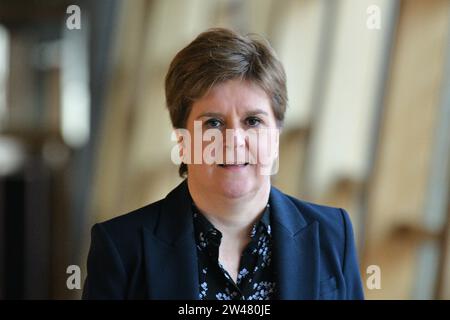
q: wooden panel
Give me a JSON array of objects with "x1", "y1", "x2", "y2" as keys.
[{"x1": 363, "y1": 0, "x2": 450, "y2": 299}]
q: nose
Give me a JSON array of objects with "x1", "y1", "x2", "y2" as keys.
[
  {"x1": 224, "y1": 123, "x2": 248, "y2": 165},
  {"x1": 234, "y1": 128, "x2": 246, "y2": 147},
  {"x1": 225, "y1": 127, "x2": 246, "y2": 149}
]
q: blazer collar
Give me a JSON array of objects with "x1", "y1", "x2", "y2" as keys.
[
  {"x1": 269, "y1": 187, "x2": 320, "y2": 299},
  {"x1": 153, "y1": 179, "x2": 195, "y2": 245},
  {"x1": 142, "y1": 180, "x2": 199, "y2": 299}
]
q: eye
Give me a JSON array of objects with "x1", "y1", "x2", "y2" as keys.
[
  {"x1": 245, "y1": 117, "x2": 263, "y2": 127},
  {"x1": 204, "y1": 118, "x2": 223, "y2": 128}
]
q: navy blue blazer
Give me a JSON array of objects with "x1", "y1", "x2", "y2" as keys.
[{"x1": 82, "y1": 180, "x2": 364, "y2": 300}]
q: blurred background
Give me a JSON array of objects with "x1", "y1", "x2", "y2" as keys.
[{"x1": 0, "y1": 0, "x2": 449, "y2": 299}]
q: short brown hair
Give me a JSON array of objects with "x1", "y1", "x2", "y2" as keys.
[{"x1": 165, "y1": 28, "x2": 287, "y2": 177}]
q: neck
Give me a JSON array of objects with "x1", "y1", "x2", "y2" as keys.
[{"x1": 187, "y1": 179, "x2": 270, "y2": 239}]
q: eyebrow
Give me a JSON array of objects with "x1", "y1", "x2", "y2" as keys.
[{"x1": 195, "y1": 109, "x2": 269, "y2": 119}]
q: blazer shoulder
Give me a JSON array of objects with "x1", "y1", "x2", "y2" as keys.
[
  {"x1": 283, "y1": 193, "x2": 350, "y2": 245},
  {"x1": 282, "y1": 192, "x2": 364, "y2": 299},
  {"x1": 281, "y1": 192, "x2": 360, "y2": 278},
  {"x1": 96, "y1": 198, "x2": 164, "y2": 240}
]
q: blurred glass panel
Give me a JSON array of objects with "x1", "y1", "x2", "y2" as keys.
[
  {"x1": 0, "y1": 24, "x2": 9, "y2": 130},
  {"x1": 61, "y1": 20, "x2": 90, "y2": 148}
]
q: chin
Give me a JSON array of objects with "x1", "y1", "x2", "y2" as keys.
[{"x1": 216, "y1": 180, "x2": 256, "y2": 199}]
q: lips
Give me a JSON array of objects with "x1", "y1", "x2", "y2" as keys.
[{"x1": 218, "y1": 163, "x2": 249, "y2": 168}]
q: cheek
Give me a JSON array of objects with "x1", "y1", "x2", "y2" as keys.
[
  {"x1": 254, "y1": 129, "x2": 279, "y2": 164},
  {"x1": 188, "y1": 163, "x2": 215, "y2": 178}
]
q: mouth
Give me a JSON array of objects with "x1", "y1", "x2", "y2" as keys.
[{"x1": 218, "y1": 162, "x2": 250, "y2": 168}]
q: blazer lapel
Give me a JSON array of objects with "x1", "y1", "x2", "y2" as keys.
[
  {"x1": 270, "y1": 187, "x2": 321, "y2": 299},
  {"x1": 142, "y1": 180, "x2": 199, "y2": 299}
]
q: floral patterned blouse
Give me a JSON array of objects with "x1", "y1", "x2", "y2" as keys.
[{"x1": 192, "y1": 202, "x2": 276, "y2": 300}]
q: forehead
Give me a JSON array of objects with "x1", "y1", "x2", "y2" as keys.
[{"x1": 190, "y1": 79, "x2": 272, "y2": 114}]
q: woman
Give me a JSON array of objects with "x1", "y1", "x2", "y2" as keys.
[{"x1": 83, "y1": 28, "x2": 364, "y2": 300}]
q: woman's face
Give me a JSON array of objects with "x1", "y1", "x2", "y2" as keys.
[{"x1": 183, "y1": 79, "x2": 279, "y2": 199}]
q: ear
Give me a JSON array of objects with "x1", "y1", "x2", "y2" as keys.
[
  {"x1": 174, "y1": 128, "x2": 191, "y2": 164},
  {"x1": 175, "y1": 131, "x2": 184, "y2": 159}
]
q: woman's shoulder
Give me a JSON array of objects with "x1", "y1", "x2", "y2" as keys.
[
  {"x1": 274, "y1": 187, "x2": 353, "y2": 241},
  {"x1": 289, "y1": 194, "x2": 349, "y2": 223},
  {"x1": 94, "y1": 198, "x2": 165, "y2": 239}
]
